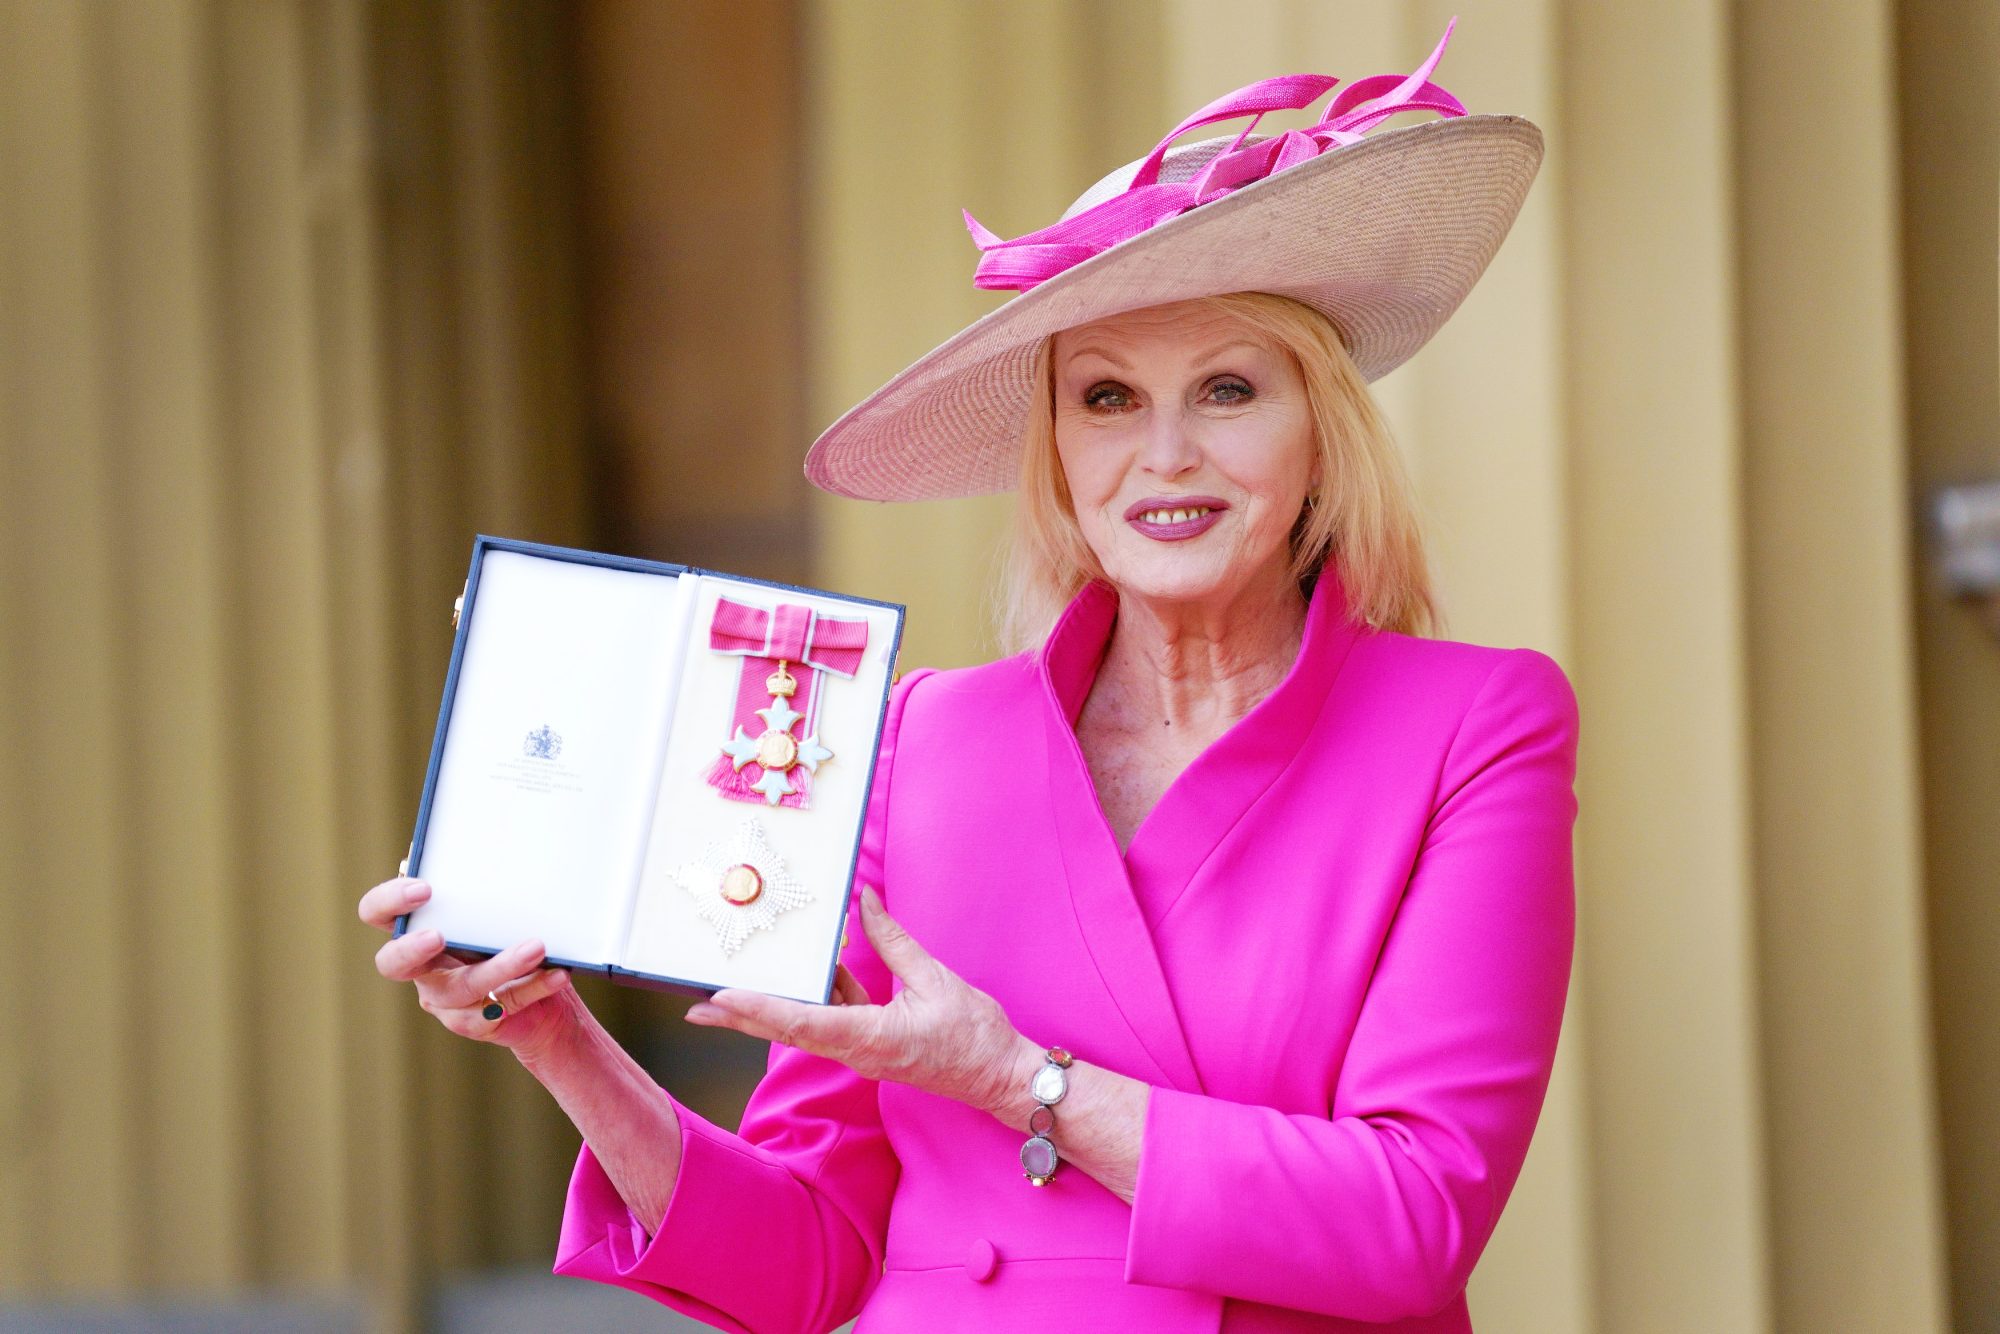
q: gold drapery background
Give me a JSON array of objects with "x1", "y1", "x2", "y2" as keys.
[
  {"x1": 2, "y1": 1, "x2": 1993, "y2": 1331},
  {"x1": 0, "y1": 0, "x2": 588, "y2": 1322}
]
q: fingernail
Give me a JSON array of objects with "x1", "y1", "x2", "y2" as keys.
[
  {"x1": 684, "y1": 1004, "x2": 717, "y2": 1023},
  {"x1": 549, "y1": 968, "x2": 571, "y2": 989},
  {"x1": 408, "y1": 882, "x2": 432, "y2": 902},
  {"x1": 861, "y1": 884, "x2": 880, "y2": 913}
]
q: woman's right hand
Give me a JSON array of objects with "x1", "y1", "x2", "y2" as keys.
[{"x1": 359, "y1": 875, "x2": 580, "y2": 1060}]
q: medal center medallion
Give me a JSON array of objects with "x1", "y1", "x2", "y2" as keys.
[
  {"x1": 719, "y1": 863, "x2": 765, "y2": 905},
  {"x1": 755, "y1": 729, "x2": 799, "y2": 771}
]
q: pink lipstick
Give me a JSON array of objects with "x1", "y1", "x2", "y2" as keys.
[{"x1": 1124, "y1": 495, "x2": 1229, "y2": 541}]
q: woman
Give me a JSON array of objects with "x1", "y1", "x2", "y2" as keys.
[{"x1": 359, "y1": 23, "x2": 1578, "y2": 1332}]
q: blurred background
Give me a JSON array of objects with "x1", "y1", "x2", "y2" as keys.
[{"x1": 0, "y1": 0, "x2": 1993, "y2": 1330}]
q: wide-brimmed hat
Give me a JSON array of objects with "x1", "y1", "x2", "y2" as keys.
[{"x1": 803, "y1": 18, "x2": 1542, "y2": 503}]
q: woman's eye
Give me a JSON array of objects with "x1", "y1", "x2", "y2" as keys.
[
  {"x1": 1208, "y1": 378, "x2": 1254, "y2": 404},
  {"x1": 1083, "y1": 382, "x2": 1132, "y2": 410}
]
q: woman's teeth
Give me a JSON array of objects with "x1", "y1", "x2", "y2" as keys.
[{"x1": 1140, "y1": 507, "x2": 1212, "y2": 525}]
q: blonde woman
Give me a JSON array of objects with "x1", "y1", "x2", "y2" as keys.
[{"x1": 360, "y1": 22, "x2": 1579, "y2": 1332}]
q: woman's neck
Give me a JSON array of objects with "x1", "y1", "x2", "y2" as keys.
[{"x1": 1092, "y1": 570, "x2": 1308, "y2": 736}]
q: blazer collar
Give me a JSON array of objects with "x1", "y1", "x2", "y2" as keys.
[{"x1": 1033, "y1": 565, "x2": 1366, "y2": 1092}]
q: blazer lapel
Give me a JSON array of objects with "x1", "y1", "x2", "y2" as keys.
[
  {"x1": 1038, "y1": 581, "x2": 1205, "y2": 1094},
  {"x1": 1035, "y1": 569, "x2": 1366, "y2": 1097},
  {"x1": 1123, "y1": 564, "x2": 1365, "y2": 929}
]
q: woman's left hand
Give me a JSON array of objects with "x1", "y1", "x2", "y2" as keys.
[{"x1": 684, "y1": 884, "x2": 1028, "y2": 1118}]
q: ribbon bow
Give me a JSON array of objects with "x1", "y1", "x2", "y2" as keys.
[
  {"x1": 963, "y1": 17, "x2": 1467, "y2": 292},
  {"x1": 708, "y1": 598, "x2": 870, "y2": 679}
]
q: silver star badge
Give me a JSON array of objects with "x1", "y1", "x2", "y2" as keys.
[{"x1": 673, "y1": 816, "x2": 813, "y2": 956}]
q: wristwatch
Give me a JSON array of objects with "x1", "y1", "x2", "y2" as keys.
[{"x1": 1020, "y1": 1045, "x2": 1072, "y2": 1186}]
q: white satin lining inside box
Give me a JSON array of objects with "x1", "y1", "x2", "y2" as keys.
[{"x1": 408, "y1": 550, "x2": 898, "y2": 1001}]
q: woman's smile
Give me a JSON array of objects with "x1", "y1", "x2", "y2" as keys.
[{"x1": 1125, "y1": 494, "x2": 1229, "y2": 541}]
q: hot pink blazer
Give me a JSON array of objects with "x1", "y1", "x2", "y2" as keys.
[{"x1": 553, "y1": 561, "x2": 1580, "y2": 1333}]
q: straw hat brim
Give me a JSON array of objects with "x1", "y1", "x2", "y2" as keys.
[{"x1": 803, "y1": 113, "x2": 1544, "y2": 502}]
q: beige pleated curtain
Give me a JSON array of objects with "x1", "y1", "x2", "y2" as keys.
[
  {"x1": 1, "y1": 1, "x2": 1992, "y2": 1332},
  {"x1": 0, "y1": 0, "x2": 585, "y2": 1325}
]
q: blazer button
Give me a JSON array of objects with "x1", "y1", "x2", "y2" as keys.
[{"x1": 964, "y1": 1237, "x2": 998, "y2": 1283}]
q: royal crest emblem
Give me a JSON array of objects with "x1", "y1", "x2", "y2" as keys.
[{"x1": 522, "y1": 724, "x2": 563, "y2": 761}]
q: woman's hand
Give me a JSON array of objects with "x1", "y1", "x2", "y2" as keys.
[
  {"x1": 358, "y1": 875, "x2": 579, "y2": 1061},
  {"x1": 684, "y1": 884, "x2": 1033, "y2": 1118}
]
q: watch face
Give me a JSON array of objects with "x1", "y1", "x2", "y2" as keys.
[{"x1": 1031, "y1": 1061, "x2": 1068, "y2": 1104}]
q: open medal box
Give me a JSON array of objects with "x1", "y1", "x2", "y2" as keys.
[{"x1": 395, "y1": 536, "x2": 904, "y2": 1004}]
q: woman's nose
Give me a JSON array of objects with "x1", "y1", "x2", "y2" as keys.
[{"x1": 1136, "y1": 408, "x2": 1202, "y2": 479}]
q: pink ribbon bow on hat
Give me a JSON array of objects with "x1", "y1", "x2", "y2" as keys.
[{"x1": 963, "y1": 16, "x2": 1468, "y2": 292}]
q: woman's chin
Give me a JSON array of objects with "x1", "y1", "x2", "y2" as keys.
[{"x1": 1101, "y1": 550, "x2": 1250, "y2": 608}]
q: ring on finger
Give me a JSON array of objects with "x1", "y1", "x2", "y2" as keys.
[{"x1": 482, "y1": 988, "x2": 506, "y2": 1022}]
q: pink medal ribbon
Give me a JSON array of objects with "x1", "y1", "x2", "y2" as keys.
[
  {"x1": 704, "y1": 597, "x2": 870, "y2": 809},
  {"x1": 962, "y1": 17, "x2": 1467, "y2": 292}
]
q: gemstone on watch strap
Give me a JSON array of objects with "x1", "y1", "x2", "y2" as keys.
[
  {"x1": 1020, "y1": 1135, "x2": 1057, "y2": 1180},
  {"x1": 1031, "y1": 1062, "x2": 1068, "y2": 1104}
]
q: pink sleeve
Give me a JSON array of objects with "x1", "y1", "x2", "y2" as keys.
[
  {"x1": 550, "y1": 668, "x2": 933, "y2": 1334},
  {"x1": 1124, "y1": 649, "x2": 1581, "y2": 1322}
]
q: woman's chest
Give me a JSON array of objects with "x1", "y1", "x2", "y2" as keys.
[
  {"x1": 1074, "y1": 716, "x2": 1219, "y2": 852},
  {"x1": 881, "y1": 685, "x2": 1447, "y2": 1105}
]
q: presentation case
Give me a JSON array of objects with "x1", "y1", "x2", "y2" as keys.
[{"x1": 394, "y1": 536, "x2": 904, "y2": 1004}]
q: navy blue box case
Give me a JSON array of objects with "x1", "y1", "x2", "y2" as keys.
[{"x1": 394, "y1": 536, "x2": 904, "y2": 1005}]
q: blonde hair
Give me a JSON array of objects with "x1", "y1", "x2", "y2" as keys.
[{"x1": 995, "y1": 291, "x2": 1442, "y2": 654}]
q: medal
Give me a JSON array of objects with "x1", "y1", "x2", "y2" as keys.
[
  {"x1": 674, "y1": 816, "x2": 811, "y2": 955},
  {"x1": 704, "y1": 597, "x2": 868, "y2": 809}
]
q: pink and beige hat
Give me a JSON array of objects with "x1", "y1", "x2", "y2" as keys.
[{"x1": 802, "y1": 17, "x2": 1542, "y2": 503}]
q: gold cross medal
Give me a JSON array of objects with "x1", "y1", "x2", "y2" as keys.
[{"x1": 702, "y1": 597, "x2": 869, "y2": 811}]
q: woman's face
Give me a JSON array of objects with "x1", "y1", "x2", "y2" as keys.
[{"x1": 1051, "y1": 300, "x2": 1318, "y2": 611}]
